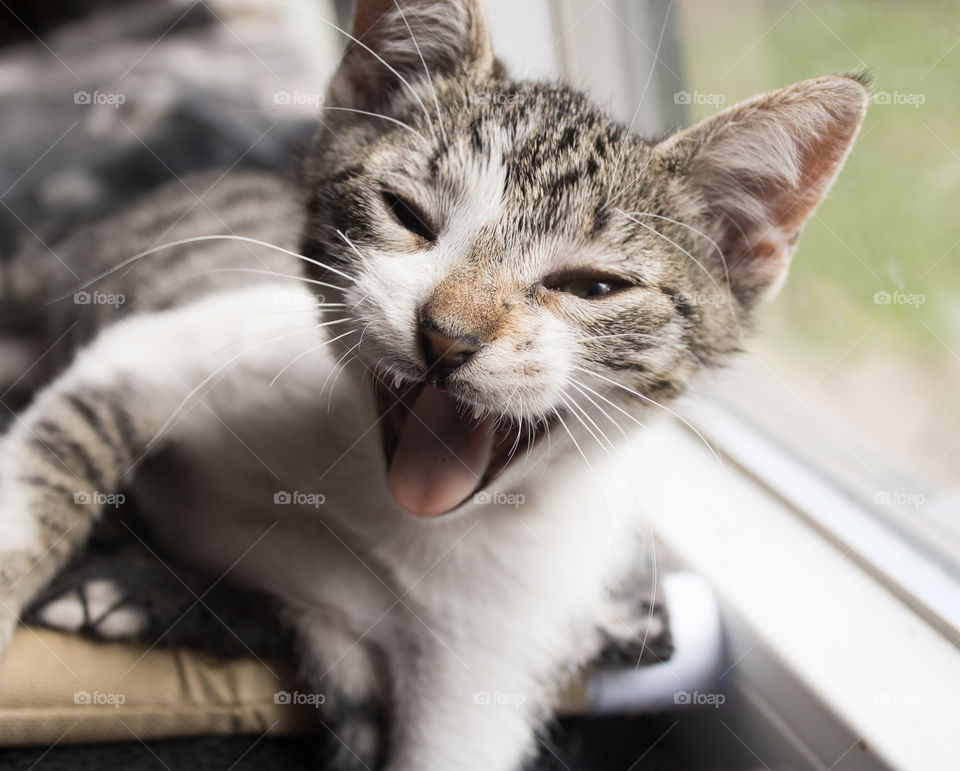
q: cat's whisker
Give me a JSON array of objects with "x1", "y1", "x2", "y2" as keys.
[
  {"x1": 560, "y1": 392, "x2": 615, "y2": 455},
  {"x1": 393, "y1": 0, "x2": 448, "y2": 145},
  {"x1": 158, "y1": 267, "x2": 349, "y2": 295},
  {"x1": 333, "y1": 230, "x2": 386, "y2": 312},
  {"x1": 601, "y1": 147, "x2": 659, "y2": 214},
  {"x1": 319, "y1": 106, "x2": 428, "y2": 144},
  {"x1": 327, "y1": 350, "x2": 363, "y2": 412},
  {"x1": 270, "y1": 329, "x2": 358, "y2": 388},
  {"x1": 617, "y1": 210, "x2": 727, "y2": 277},
  {"x1": 496, "y1": 382, "x2": 525, "y2": 444},
  {"x1": 537, "y1": 413, "x2": 555, "y2": 481},
  {"x1": 614, "y1": 208, "x2": 746, "y2": 342},
  {"x1": 508, "y1": 415, "x2": 524, "y2": 461},
  {"x1": 604, "y1": 0, "x2": 674, "y2": 208},
  {"x1": 251, "y1": 303, "x2": 348, "y2": 317},
  {"x1": 321, "y1": 340, "x2": 363, "y2": 410},
  {"x1": 567, "y1": 380, "x2": 629, "y2": 440},
  {"x1": 617, "y1": 208, "x2": 733, "y2": 298},
  {"x1": 267, "y1": 0, "x2": 438, "y2": 141},
  {"x1": 48, "y1": 235, "x2": 357, "y2": 304},
  {"x1": 567, "y1": 377, "x2": 647, "y2": 435},
  {"x1": 335, "y1": 229, "x2": 368, "y2": 264},
  {"x1": 552, "y1": 407, "x2": 592, "y2": 471},
  {"x1": 140, "y1": 321, "x2": 334, "y2": 463},
  {"x1": 357, "y1": 319, "x2": 376, "y2": 347},
  {"x1": 614, "y1": 209, "x2": 727, "y2": 297},
  {"x1": 572, "y1": 365, "x2": 722, "y2": 468},
  {"x1": 635, "y1": 540, "x2": 659, "y2": 671}
]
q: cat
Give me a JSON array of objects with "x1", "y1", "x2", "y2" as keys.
[{"x1": 0, "y1": 0, "x2": 867, "y2": 768}]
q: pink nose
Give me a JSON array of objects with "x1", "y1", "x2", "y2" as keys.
[{"x1": 418, "y1": 315, "x2": 482, "y2": 385}]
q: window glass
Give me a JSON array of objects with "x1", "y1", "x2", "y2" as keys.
[{"x1": 677, "y1": 0, "x2": 960, "y2": 558}]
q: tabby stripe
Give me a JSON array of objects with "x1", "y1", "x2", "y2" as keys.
[
  {"x1": 31, "y1": 421, "x2": 108, "y2": 492},
  {"x1": 17, "y1": 475, "x2": 79, "y2": 503},
  {"x1": 103, "y1": 397, "x2": 140, "y2": 465},
  {"x1": 64, "y1": 393, "x2": 114, "y2": 447}
]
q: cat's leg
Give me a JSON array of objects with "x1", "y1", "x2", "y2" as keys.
[
  {"x1": 0, "y1": 369, "x2": 165, "y2": 653},
  {"x1": 0, "y1": 287, "x2": 314, "y2": 655},
  {"x1": 289, "y1": 608, "x2": 543, "y2": 771},
  {"x1": 383, "y1": 635, "x2": 545, "y2": 771},
  {"x1": 284, "y1": 604, "x2": 391, "y2": 771}
]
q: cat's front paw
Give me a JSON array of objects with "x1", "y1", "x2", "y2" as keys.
[
  {"x1": 30, "y1": 578, "x2": 147, "y2": 640},
  {"x1": 287, "y1": 609, "x2": 389, "y2": 770},
  {"x1": 595, "y1": 595, "x2": 673, "y2": 669}
]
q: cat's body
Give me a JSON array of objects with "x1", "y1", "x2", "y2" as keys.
[
  {"x1": 0, "y1": 1, "x2": 868, "y2": 769},
  {"x1": 1, "y1": 175, "x2": 646, "y2": 769}
]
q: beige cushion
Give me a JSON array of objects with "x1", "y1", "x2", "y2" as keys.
[
  {"x1": 0, "y1": 627, "x2": 589, "y2": 747},
  {"x1": 0, "y1": 627, "x2": 313, "y2": 747}
]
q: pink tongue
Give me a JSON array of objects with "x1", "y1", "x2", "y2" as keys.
[{"x1": 388, "y1": 388, "x2": 494, "y2": 517}]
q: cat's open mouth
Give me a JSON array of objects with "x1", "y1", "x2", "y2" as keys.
[{"x1": 374, "y1": 380, "x2": 543, "y2": 518}]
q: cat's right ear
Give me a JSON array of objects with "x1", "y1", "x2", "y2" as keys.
[
  {"x1": 327, "y1": 0, "x2": 494, "y2": 112},
  {"x1": 655, "y1": 75, "x2": 868, "y2": 307}
]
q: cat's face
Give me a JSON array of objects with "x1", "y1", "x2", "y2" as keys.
[{"x1": 300, "y1": 0, "x2": 867, "y2": 517}]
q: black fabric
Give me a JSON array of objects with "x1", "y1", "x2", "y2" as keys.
[{"x1": 0, "y1": 717, "x2": 689, "y2": 771}]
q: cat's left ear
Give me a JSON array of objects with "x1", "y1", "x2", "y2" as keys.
[
  {"x1": 656, "y1": 75, "x2": 868, "y2": 306},
  {"x1": 327, "y1": 0, "x2": 494, "y2": 112}
]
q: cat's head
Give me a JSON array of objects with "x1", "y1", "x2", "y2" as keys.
[{"x1": 300, "y1": 0, "x2": 867, "y2": 517}]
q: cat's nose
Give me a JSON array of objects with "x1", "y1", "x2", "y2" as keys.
[{"x1": 418, "y1": 315, "x2": 481, "y2": 385}]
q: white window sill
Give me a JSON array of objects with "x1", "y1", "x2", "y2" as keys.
[{"x1": 606, "y1": 408, "x2": 959, "y2": 771}]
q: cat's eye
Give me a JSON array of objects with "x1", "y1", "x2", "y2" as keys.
[
  {"x1": 542, "y1": 272, "x2": 630, "y2": 299},
  {"x1": 381, "y1": 191, "x2": 436, "y2": 242}
]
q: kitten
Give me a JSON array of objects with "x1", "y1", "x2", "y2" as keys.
[{"x1": 0, "y1": 0, "x2": 867, "y2": 769}]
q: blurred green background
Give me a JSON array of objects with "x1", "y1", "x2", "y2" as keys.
[{"x1": 677, "y1": 0, "x2": 959, "y2": 498}]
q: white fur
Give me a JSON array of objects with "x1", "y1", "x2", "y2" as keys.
[
  {"x1": 0, "y1": 472, "x2": 38, "y2": 555},
  {"x1": 0, "y1": 279, "x2": 645, "y2": 771}
]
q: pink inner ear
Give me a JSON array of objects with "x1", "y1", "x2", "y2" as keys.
[
  {"x1": 676, "y1": 76, "x2": 868, "y2": 302},
  {"x1": 736, "y1": 119, "x2": 862, "y2": 293},
  {"x1": 771, "y1": 129, "x2": 861, "y2": 237}
]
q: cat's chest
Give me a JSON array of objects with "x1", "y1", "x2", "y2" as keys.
[
  {"x1": 127, "y1": 288, "x2": 645, "y2": 625},
  {"x1": 136, "y1": 352, "x2": 392, "y2": 526}
]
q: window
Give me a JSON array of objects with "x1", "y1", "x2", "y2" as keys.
[{"x1": 675, "y1": 0, "x2": 960, "y2": 571}]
